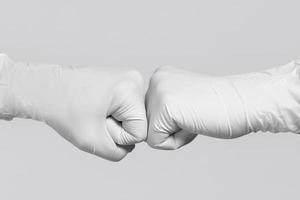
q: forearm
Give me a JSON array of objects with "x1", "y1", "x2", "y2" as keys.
[
  {"x1": 0, "y1": 54, "x2": 66, "y2": 121},
  {"x1": 215, "y1": 60, "x2": 300, "y2": 134}
]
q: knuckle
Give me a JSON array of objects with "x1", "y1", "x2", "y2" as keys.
[
  {"x1": 150, "y1": 65, "x2": 175, "y2": 86},
  {"x1": 150, "y1": 67, "x2": 166, "y2": 84},
  {"x1": 135, "y1": 122, "x2": 148, "y2": 142},
  {"x1": 133, "y1": 131, "x2": 147, "y2": 143},
  {"x1": 154, "y1": 65, "x2": 174, "y2": 74},
  {"x1": 146, "y1": 128, "x2": 166, "y2": 149},
  {"x1": 129, "y1": 69, "x2": 144, "y2": 82},
  {"x1": 124, "y1": 69, "x2": 144, "y2": 86},
  {"x1": 123, "y1": 120, "x2": 148, "y2": 143},
  {"x1": 149, "y1": 79, "x2": 169, "y2": 99},
  {"x1": 116, "y1": 72, "x2": 144, "y2": 94},
  {"x1": 147, "y1": 80, "x2": 173, "y2": 112}
]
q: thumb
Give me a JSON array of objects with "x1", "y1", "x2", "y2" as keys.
[
  {"x1": 106, "y1": 117, "x2": 143, "y2": 145},
  {"x1": 109, "y1": 99, "x2": 147, "y2": 144},
  {"x1": 147, "y1": 101, "x2": 197, "y2": 150},
  {"x1": 154, "y1": 130, "x2": 197, "y2": 150},
  {"x1": 72, "y1": 120, "x2": 133, "y2": 161},
  {"x1": 108, "y1": 71, "x2": 147, "y2": 144}
]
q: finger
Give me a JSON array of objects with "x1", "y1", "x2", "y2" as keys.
[
  {"x1": 146, "y1": 98, "x2": 197, "y2": 150},
  {"x1": 147, "y1": 117, "x2": 197, "y2": 150},
  {"x1": 73, "y1": 121, "x2": 132, "y2": 162},
  {"x1": 97, "y1": 124, "x2": 133, "y2": 161},
  {"x1": 111, "y1": 101, "x2": 147, "y2": 143},
  {"x1": 106, "y1": 117, "x2": 141, "y2": 145},
  {"x1": 109, "y1": 74, "x2": 147, "y2": 143},
  {"x1": 154, "y1": 130, "x2": 197, "y2": 150}
]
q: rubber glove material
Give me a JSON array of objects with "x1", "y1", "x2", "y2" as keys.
[
  {"x1": 146, "y1": 61, "x2": 300, "y2": 150},
  {"x1": 0, "y1": 54, "x2": 147, "y2": 161}
]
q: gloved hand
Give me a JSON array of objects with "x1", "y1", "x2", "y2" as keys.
[
  {"x1": 0, "y1": 54, "x2": 147, "y2": 161},
  {"x1": 146, "y1": 61, "x2": 300, "y2": 150}
]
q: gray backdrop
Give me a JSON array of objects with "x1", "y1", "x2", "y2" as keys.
[{"x1": 1, "y1": 0, "x2": 300, "y2": 199}]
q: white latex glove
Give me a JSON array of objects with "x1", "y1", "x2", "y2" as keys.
[
  {"x1": 0, "y1": 54, "x2": 147, "y2": 161},
  {"x1": 146, "y1": 61, "x2": 300, "y2": 150}
]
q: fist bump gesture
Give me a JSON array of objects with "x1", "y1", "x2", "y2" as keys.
[{"x1": 1, "y1": 53, "x2": 300, "y2": 161}]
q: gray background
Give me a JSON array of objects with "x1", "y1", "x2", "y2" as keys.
[{"x1": 0, "y1": 0, "x2": 300, "y2": 199}]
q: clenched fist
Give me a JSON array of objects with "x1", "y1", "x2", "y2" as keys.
[
  {"x1": 0, "y1": 54, "x2": 147, "y2": 161},
  {"x1": 146, "y1": 62, "x2": 300, "y2": 150}
]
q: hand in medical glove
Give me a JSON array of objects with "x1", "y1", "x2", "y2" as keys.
[
  {"x1": 146, "y1": 61, "x2": 300, "y2": 150},
  {"x1": 0, "y1": 54, "x2": 147, "y2": 161}
]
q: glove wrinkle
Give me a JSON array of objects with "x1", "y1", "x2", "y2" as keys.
[
  {"x1": 147, "y1": 61, "x2": 300, "y2": 150},
  {"x1": 226, "y1": 78, "x2": 253, "y2": 134},
  {"x1": 210, "y1": 78, "x2": 234, "y2": 138},
  {"x1": 0, "y1": 54, "x2": 146, "y2": 161}
]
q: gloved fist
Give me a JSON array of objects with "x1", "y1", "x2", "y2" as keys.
[
  {"x1": 0, "y1": 54, "x2": 147, "y2": 161},
  {"x1": 146, "y1": 62, "x2": 300, "y2": 150}
]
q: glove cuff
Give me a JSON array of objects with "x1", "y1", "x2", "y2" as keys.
[{"x1": 0, "y1": 54, "x2": 15, "y2": 120}]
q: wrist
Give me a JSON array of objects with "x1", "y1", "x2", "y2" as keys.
[
  {"x1": 7, "y1": 61, "x2": 54, "y2": 121},
  {"x1": 210, "y1": 76, "x2": 253, "y2": 137},
  {"x1": 0, "y1": 56, "x2": 52, "y2": 121}
]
